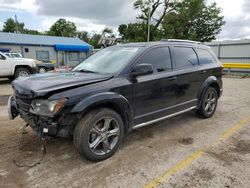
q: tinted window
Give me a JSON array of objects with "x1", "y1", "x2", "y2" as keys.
[
  {"x1": 0, "y1": 54, "x2": 6, "y2": 60},
  {"x1": 174, "y1": 47, "x2": 198, "y2": 69},
  {"x1": 137, "y1": 47, "x2": 172, "y2": 73},
  {"x1": 196, "y1": 48, "x2": 216, "y2": 65}
]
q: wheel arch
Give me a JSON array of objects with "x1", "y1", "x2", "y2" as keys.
[
  {"x1": 197, "y1": 76, "x2": 221, "y2": 108},
  {"x1": 14, "y1": 65, "x2": 32, "y2": 73},
  {"x1": 71, "y1": 92, "x2": 134, "y2": 134}
]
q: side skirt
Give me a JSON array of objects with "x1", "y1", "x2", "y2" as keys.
[{"x1": 132, "y1": 106, "x2": 197, "y2": 130}]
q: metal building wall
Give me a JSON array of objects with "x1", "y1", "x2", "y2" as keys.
[{"x1": 206, "y1": 40, "x2": 250, "y2": 64}]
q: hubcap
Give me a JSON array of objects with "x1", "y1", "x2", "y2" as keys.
[
  {"x1": 204, "y1": 90, "x2": 217, "y2": 114},
  {"x1": 88, "y1": 117, "x2": 120, "y2": 155},
  {"x1": 39, "y1": 68, "x2": 46, "y2": 73},
  {"x1": 18, "y1": 71, "x2": 29, "y2": 77}
]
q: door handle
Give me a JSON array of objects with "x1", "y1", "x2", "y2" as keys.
[
  {"x1": 200, "y1": 70, "x2": 207, "y2": 74},
  {"x1": 168, "y1": 76, "x2": 177, "y2": 81}
]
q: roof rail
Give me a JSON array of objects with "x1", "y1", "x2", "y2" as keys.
[{"x1": 160, "y1": 39, "x2": 201, "y2": 44}]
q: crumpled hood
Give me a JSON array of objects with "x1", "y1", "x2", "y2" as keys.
[{"x1": 12, "y1": 72, "x2": 112, "y2": 97}]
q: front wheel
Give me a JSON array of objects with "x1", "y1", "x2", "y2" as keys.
[
  {"x1": 196, "y1": 87, "x2": 218, "y2": 118},
  {"x1": 74, "y1": 108, "x2": 124, "y2": 162},
  {"x1": 14, "y1": 67, "x2": 31, "y2": 78}
]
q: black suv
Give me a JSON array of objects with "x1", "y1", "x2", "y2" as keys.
[{"x1": 8, "y1": 40, "x2": 223, "y2": 161}]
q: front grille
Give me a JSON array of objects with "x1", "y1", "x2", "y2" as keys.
[
  {"x1": 15, "y1": 96, "x2": 31, "y2": 113},
  {"x1": 16, "y1": 98, "x2": 31, "y2": 112}
]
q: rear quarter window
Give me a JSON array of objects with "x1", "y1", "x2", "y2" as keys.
[{"x1": 195, "y1": 48, "x2": 217, "y2": 65}]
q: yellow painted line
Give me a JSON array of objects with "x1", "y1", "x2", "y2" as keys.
[{"x1": 144, "y1": 116, "x2": 250, "y2": 188}]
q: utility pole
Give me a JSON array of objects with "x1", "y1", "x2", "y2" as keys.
[
  {"x1": 147, "y1": 7, "x2": 151, "y2": 42},
  {"x1": 15, "y1": 15, "x2": 18, "y2": 33}
]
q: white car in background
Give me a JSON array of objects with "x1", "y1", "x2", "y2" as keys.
[
  {"x1": 0, "y1": 51, "x2": 38, "y2": 79},
  {"x1": 3, "y1": 52, "x2": 55, "y2": 74}
]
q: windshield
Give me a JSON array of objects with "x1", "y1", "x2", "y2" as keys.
[
  {"x1": 11, "y1": 53, "x2": 22, "y2": 58},
  {"x1": 72, "y1": 46, "x2": 141, "y2": 74}
]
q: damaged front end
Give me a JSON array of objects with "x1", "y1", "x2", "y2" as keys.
[{"x1": 8, "y1": 92, "x2": 77, "y2": 138}]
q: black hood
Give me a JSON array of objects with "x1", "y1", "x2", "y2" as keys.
[{"x1": 12, "y1": 72, "x2": 112, "y2": 97}]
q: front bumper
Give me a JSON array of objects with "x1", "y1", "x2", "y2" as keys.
[
  {"x1": 8, "y1": 95, "x2": 75, "y2": 138},
  {"x1": 8, "y1": 96, "x2": 19, "y2": 120}
]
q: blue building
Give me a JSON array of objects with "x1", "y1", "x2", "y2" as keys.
[{"x1": 0, "y1": 32, "x2": 92, "y2": 68}]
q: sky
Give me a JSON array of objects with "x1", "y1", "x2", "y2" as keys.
[{"x1": 0, "y1": 0, "x2": 249, "y2": 40}]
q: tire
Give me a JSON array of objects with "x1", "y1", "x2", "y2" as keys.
[
  {"x1": 38, "y1": 67, "x2": 47, "y2": 73},
  {"x1": 196, "y1": 87, "x2": 218, "y2": 118},
  {"x1": 74, "y1": 108, "x2": 124, "y2": 162},
  {"x1": 8, "y1": 76, "x2": 15, "y2": 81},
  {"x1": 14, "y1": 67, "x2": 31, "y2": 78}
]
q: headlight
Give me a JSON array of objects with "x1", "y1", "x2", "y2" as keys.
[
  {"x1": 32, "y1": 61, "x2": 36, "y2": 67},
  {"x1": 30, "y1": 98, "x2": 67, "y2": 117}
]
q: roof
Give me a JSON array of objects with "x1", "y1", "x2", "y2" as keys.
[{"x1": 0, "y1": 32, "x2": 90, "y2": 47}]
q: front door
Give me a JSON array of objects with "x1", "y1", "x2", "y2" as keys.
[
  {"x1": 132, "y1": 46, "x2": 177, "y2": 125},
  {"x1": 58, "y1": 51, "x2": 66, "y2": 68},
  {"x1": 0, "y1": 54, "x2": 11, "y2": 76}
]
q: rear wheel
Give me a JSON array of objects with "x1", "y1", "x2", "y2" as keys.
[
  {"x1": 196, "y1": 87, "x2": 218, "y2": 118},
  {"x1": 14, "y1": 67, "x2": 31, "y2": 78},
  {"x1": 74, "y1": 108, "x2": 124, "y2": 162}
]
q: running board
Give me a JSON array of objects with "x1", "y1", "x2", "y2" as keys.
[{"x1": 132, "y1": 106, "x2": 197, "y2": 130}]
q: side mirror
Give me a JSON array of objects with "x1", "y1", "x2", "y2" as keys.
[{"x1": 131, "y1": 64, "x2": 153, "y2": 77}]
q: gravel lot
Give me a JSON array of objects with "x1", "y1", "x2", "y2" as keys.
[{"x1": 0, "y1": 77, "x2": 250, "y2": 188}]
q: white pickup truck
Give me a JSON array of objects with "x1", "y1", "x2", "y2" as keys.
[{"x1": 0, "y1": 51, "x2": 37, "y2": 79}]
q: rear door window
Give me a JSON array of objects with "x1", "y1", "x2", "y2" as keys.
[
  {"x1": 173, "y1": 47, "x2": 198, "y2": 69},
  {"x1": 195, "y1": 48, "x2": 217, "y2": 65},
  {"x1": 137, "y1": 47, "x2": 172, "y2": 73}
]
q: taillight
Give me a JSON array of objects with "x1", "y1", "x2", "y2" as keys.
[{"x1": 220, "y1": 64, "x2": 224, "y2": 75}]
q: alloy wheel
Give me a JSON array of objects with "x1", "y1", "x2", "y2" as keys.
[
  {"x1": 204, "y1": 90, "x2": 217, "y2": 114},
  {"x1": 88, "y1": 117, "x2": 120, "y2": 155},
  {"x1": 18, "y1": 71, "x2": 29, "y2": 77}
]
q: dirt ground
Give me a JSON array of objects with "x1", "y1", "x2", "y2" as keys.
[{"x1": 0, "y1": 77, "x2": 250, "y2": 188}]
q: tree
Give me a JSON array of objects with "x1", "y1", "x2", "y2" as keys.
[
  {"x1": 89, "y1": 34, "x2": 102, "y2": 48},
  {"x1": 48, "y1": 18, "x2": 77, "y2": 37},
  {"x1": 134, "y1": 0, "x2": 175, "y2": 41},
  {"x1": 118, "y1": 23, "x2": 146, "y2": 42},
  {"x1": 162, "y1": 0, "x2": 225, "y2": 42},
  {"x1": 76, "y1": 31, "x2": 90, "y2": 42},
  {"x1": 2, "y1": 18, "x2": 25, "y2": 33},
  {"x1": 23, "y1": 29, "x2": 41, "y2": 35}
]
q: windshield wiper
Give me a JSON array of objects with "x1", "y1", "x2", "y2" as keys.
[{"x1": 78, "y1": 69, "x2": 99, "y2": 74}]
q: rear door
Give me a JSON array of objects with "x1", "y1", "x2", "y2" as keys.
[
  {"x1": 171, "y1": 46, "x2": 203, "y2": 110},
  {"x1": 0, "y1": 54, "x2": 12, "y2": 76},
  {"x1": 132, "y1": 46, "x2": 178, "y2": 125}
]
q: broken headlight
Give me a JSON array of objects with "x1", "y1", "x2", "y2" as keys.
[{"x1": 30, "y1": 98, "x2": 67, "y2": 117}]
